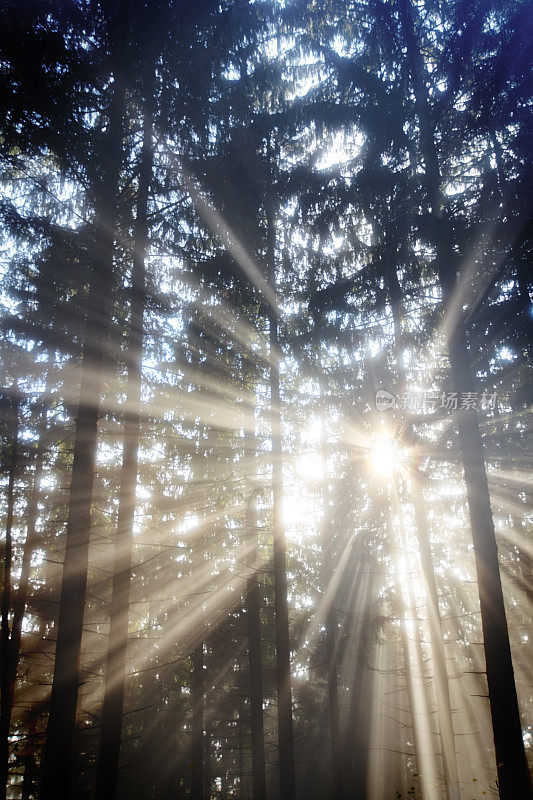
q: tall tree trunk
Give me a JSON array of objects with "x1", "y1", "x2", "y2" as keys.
[
  {"x1": 191, "y1": 641, "x2": 205, "y2": 800},
  {"x1": 443, "y1": 302, "x2": 530, "y2": 798},
  {"x1": 343, "y1": 570, "x2": 375, "y2": 800},
  {"x1": 20, "y1": 709, "x2": 37, "y2": 800},
  {"x1": 0, "y1": 393, "x2": 48, "y2": 800},
  {"x1": 391, "y1": 502, "x2": 440, "y2": 800},
  {"x1": 266, "y1": 205, "x2": 296, "y2": 800},
  {"x1": 397, "y1": 3, "x2": 530, "y2": 795},
  {"x1": 245, "y1": 484, "x2": 266, "y2": 800},
  {"x1": 325, "y1": 601, "x2": 342, "y2": 797},
  {"x1": 204, "y1": 716, "x2": 212, "y2": 800},
  {"x1": 191, "y1": 434, "x2": 208, "y2": 800},
  {"x1": 245, "y1": 453, "x2": 267, "y2": 800},
  {"x1": 318, "y1": 381, "x2": 343, "y2": 800},
  {"x1": 238, "y1": 688, "x2": 244, "y2": 798},
  {"x1": 411, "y1": 466, "x2": 460, "y2": 800},
  {"x1": 387, "y1": 252, "x2": 460, "y2": 800},
  {"x1": 40, "y1": 77, "x2": 125, "y2": 800},
  {"x1": 0, "y1": 392, "x2": 20, "y2": 800},
  {"x1": 94, "y1": 78, "x2": 153, "y2": 800}
]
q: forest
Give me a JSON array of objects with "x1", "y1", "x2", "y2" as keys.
[{"x1": 0, "y1": 1, "x2": 531, "y2": 799}]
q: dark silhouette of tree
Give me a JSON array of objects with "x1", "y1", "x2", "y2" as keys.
[
  {"x1": 395, "y1": 2, "x2": 531, "y2": 794},
  {"x1": 94, "y1": 62, "x2": 154, "y2": 800},
  {"x1": 0, "y1": 391, "x2": 20, "y2": 800},
  {"x1": 41, "y1": 4, "x2": 127, "y2": 794}
]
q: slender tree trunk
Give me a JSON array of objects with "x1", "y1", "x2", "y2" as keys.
[
  {"x1": 0, "y1": 392, "x2": 20, "y2": 800},
  {"x1": 0, "y1": 394, "x2": 48, "y2": 800},
  {"x1": 266, "y1": 205, "x2": 296, "y2": 800},
  {"x1": 191, "y1": 435, "x2": 208, "y2": 800},
  {"x1": 397, "y1": 3, "x2": 530, "y2": 794},
  {"x1": 411, "y1": 466, "x2": 460, "y2": 800},
  {"x1": 391, "y1": 499, "x2": 440, "y2": 800},
  {"x1": 191, "y1": 641, "x2": 205, "y2": 800},
  {"x1": 94, "y1": 79, "x2": 153, "y2": 800},
  {"x1": 325, "y1": 602, "x2": 342, "y2": 797},
  {"x1": 387, "y1": 252, "x2": 460, "y2": 800},
  {"x1": 443, "y1": 306, "x2": 531, "y2": 798},
  {"x1": 204, "y1": 716, "x2": 212, "y2": 800},
  {"x1": 40, "y1": 77, "x2": 125, "y2": 800},
  {"x1": 238, "y1": 689, "x2": 244, "y2": 797},
  {"x1": 21, "y1": 709, "x2": 37, "y2": 800},
  {"x1": 343, "y1": 575, "x2": 374, "y2": 800},
  {"x1": 245, "y1": 475, "x2": 267, "y2": 800},
  {"x1": 317, "y1": 382, "x2": 343, "y2": 800}
]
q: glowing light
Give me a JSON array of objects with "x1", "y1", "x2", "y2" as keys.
[
  {"x1": 368, "y1": 433, "x2": 403, "y2": 478},
  {"x1": 282, "y1": 493, "x2": 312, "y2": 530},
  {"x1": 296, "y1": 451, "x2": 323, "y2": 482}
]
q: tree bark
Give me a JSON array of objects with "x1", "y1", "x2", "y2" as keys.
[
  {"x1": 40, "y1": 76, "x2": 125, "y2": 800},
  {"x1": 238, "y1": 688, "x2": 245, "y2": 797},
  {"x1": 0, "y1": 393, "x2": 49, "y2": 800},
  {"x1": 190, "y1": 434, "x2": 209, "y2": 800},
  {"x1": 21, "y1": 709, "x2": 38, "y2": 800},
  {"x1": 94, "y1": 79, "x2": 153, "y2": 800},
  {"x1": 387, "y1": 241, "x2": 460, "y2": 800},
  {"x1": 267, "y1": 204, "x2": 296, "y2": 800},
  {"x1": 397, "y1": 2, "x2": 531, "y2": 795},
  {"x1": 0, "y1": 392, "x2": 20, "y2": 800},
  {"x1": 391, "y1": 498, "x2": 440, "y2": 800},
  {"x1": 443, "y1": 305, "x2": 531, "y2": 798},
  {"x1": 411, "y1": 466, "x2": 460, "y2": 800},
  {"x1": 245, "y1": 474, "x2": 267, "y2": 800},
  {"x1": 343, "y1": 581, "x2": 374, "y2": 800},
  {"x1": 191, "y1": 641, "x2": 205, "y2": 800},
  {"x1": 318, "y1": 383, "x2": 343, "y2": 800}
]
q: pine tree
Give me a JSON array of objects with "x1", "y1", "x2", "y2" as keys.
[
  {"x1": 0, "y1": 391, "x2": 20, "y2": 800},
  {"x1": 396, "y1": 2, "x2": 530, "y2": 794},
  {"x1": 94, "y1": 63, "x2": 154, "y2": 800},
  {"x1": 41, "y1": 4, "x2": 128, "y2": 794}
]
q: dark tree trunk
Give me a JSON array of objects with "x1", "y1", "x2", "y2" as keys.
[
  {"x1": 204, "y1": 716, "x2": 212, "y2": 800},
  {"x1": 40, "y1": 78, "x2": 125, "y2": 800},
  {"x1": 394, "y1": 557, "x2": 439, "y2": 796},
  {"x1": 245, "y1": 480, "x2": 267, "y2": 800},
  {"x1": 0, "y1": 394, "x2": 48, "y2": 800},
  {"x1": 411, "y1": 466, "x2": 460, "y2": 800},
  {"x1": 343, "y1": 565, "x2": 376, "y2": 800},
  {"x1": 21, "y1": 710, "x2": 37, "y2": 800},
  {"x1": 94, "y1": 79, "x2": 153, "y2": 800},
  {"x1": 190, "y1": 434, "x2": 208, "y2": 800},
  {"x1": 397, "y1": 2, "x2": 531, "y2": 795},
  {"x1": 267, "y1": 205, "x2": 296, "y2": 800},
  {"x1": 388, "y1": 250, "x2": 460, "y2": 800},
  {"x1": 191, "y1": 642, "x2": 205, "y2": 800},
  {"x1": 443, "y1": 306, "x2": 531, "y2": 798},
  {"x1": 0, "y1": 392, "x2": 20, "y2": 800},
  {"x1": 318, "y1": 387, "x2": 343, "y2": 800},
  {"x1": 238, "y1": 690, "x2": 244, "y2": 797}
]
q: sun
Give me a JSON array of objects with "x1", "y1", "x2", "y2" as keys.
[{"x1": 367, "y1": 432, "x2": 403, "y2": 479}]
